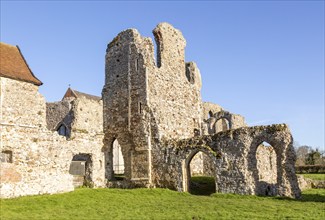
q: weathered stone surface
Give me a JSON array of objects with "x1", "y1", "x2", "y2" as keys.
[
  {"x1": 0, "y1": 22, "x2": 301, "y2": 199},
  {"x1": 150, "y1": 124, "x2": 300, "y2": 198},
  {"x1": 297, "y1": 175, "x2": 325, "y2": 190},
  {"x1": 102, "y1": 23, "x2": 300, "y2": 198},
  {"x1": 0, "y1": 79, "x2": 105, "y2": 198},
  {"x1": 46, "y1": 100, "x2": 71, "y2": 131}
]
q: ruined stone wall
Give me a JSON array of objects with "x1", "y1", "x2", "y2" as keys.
[
  {"x1": 67, "y1": 97, "x2": 105, "y2": 188},
  {"x1": 0, "y1": 78, "x2": 72, "y2": 198},
  {"x1": 66, "y1": 132, "x2": 105, "y2": 188},
  {"x1": 190, "y1": 151, "x2": 215, "y2": 176},
  {"x1": 204, "y1": 110, "x2": 247, "y2": 135},
  {"x1": 103, "y1": 23, "x2": 203, "y2": 185},
  {"x1": 151, "y1": 124, "x2": 300, "y2": 198},
  {"x1": 1, "y1": 126, "x2": 74, "y2": 198},
  {"x1": 103, "y1": 29, "x2": 154, "y2": 184},
  {"x1": 0, "y1": 77, "x2": 106, "y2": 198},
  {"x1": 202, "y1": 102, "x2": 223, "y2": 120},
  {"x1": 230, "y1": 114, "x2": 246, "y2": 129},
  {"x1": 203, "y1": 153, "x2": 216, "y2": 176},
  {"x1": 149, "y1": 23, "x2": 202, "y2": 140},
  {"x1": 256, "y1": 144, "x2": 277, "y2": 185},
  {"x1": 46, "y1": 100, "x2": 71, "y2": 130},
  {"x1": 70, "y1": 97, "x2": 103, "y2": 134},
  {"x1": 0, "y1": 78, "x2": 46, "y2": 127},
  {"x1": 190, "y1": 152, "x2": 204, "y2": 176},
  {"x1": 1, "y1": 126, "x2": 106, "y2": 198}
]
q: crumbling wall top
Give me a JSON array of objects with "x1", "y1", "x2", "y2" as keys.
[{"x1": 153, "y1": 22, "x2": 186, "y2": 69}]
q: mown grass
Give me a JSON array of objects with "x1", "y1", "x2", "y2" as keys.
[
  {"x1": 1, "y1": 187, "x2": 324, "y2": 220},
  {"x1": 299, "y1": 173, "x2": 325, "y2": 181}
]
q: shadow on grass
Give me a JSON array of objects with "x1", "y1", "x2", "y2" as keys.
[
  {"x1": 189, "y1": 176, "x2": 216, "y2": 196},
  {"x1": 299, "y1": 193, "x2": 325, "y2": 202},
  {"x1": 275, "y1": 191, "x2": 325, "y2": 203}
]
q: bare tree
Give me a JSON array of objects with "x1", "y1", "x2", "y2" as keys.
[{"x1": 295, "y1": 145, "x2": 311, "y2": 166}]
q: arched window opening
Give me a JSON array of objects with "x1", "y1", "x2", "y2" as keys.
[
  {"x1": 188, "y1": 151, "x2": 216, "y2": 195},
  {"x1": 153, "y1": 30, "x2": 162, "y2": 68},
  {"x1": 112, "y1": 139, "x2": 125, "y2": 180},
  {"x1": 256, "y1": 141, "x2": 277, "y2": 196},
  {"x1": 69, "y1": 154, "x2": 93, "y2": 187},
  {"x1": 215, "y1": 118, "x2": 230, "y2": 133},
  {"x1": 208, "y1": 110, "x2": 213, "y2": 119},
  {"x1": 57, "y1": 124, "x2": 68, "y2": 137}
]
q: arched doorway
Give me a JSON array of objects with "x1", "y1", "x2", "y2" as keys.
[
  {"x1": 185, "y1": 150, "x2": 216, "y2": 195},
  {"x1": 112, "y1": 139, "x2": 125, "y2": 180},
  {"x1": 255, "y1": 141, "x2": 277, "y2": 196},
  {"x1": 215, "y1": 118, "x2": 230, "y2": 133}
]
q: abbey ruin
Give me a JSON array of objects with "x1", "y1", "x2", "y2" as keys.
[{"x1": 0, "y1": 23, "x2": 301, "y2": 199}]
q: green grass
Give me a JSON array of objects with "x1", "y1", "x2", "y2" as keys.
[
  {"x1": 1, "y1": 188, "x2": 324, "y2": 220},
  {"x1": 299, "y1": 173, "x2": 325, "y2": 181}
]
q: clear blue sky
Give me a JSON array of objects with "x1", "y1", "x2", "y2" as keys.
[{"x1": 1, "y1": 1, "x2": 324, "y2": 149}]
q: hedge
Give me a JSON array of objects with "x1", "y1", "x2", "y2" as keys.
[{"x1": 295, "y1": 165, "x2": 325, "y2": 174}]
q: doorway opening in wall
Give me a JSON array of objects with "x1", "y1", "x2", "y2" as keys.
[
  {"x1": 112, "y1": 139, "x2": 125, "y2": 180},
  {"x1": 256, "y1": 141, "x2": 277, "y2": 196},
  {"x1": 215, "y1": 118, "x2": 230, "y2": 133},
  {"x1": 69, "y1": 154, "x2": 93, "y2": 187},
  {"x1": 188, "y1": 151, "x2": 216, "y2": 195}
]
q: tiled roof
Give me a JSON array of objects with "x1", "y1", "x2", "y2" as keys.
[
  {"x1": 63, "y1": 87, "x2": 101, "y2": 101},
  {"x1": 0, "y1": 42, "x2": 42, "y2": 86}
]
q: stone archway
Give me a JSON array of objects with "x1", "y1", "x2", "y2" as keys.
[
  {"x1": 215, "y1": 117, "x2": 231, "y2": 133},
  {"x1": 112, "y1": 139, "x2": 125, "y2": 180},
  {"x1": 103, "y1": 134, "x2": 134, "y2": 184},
  {"x1": 214, "y1": 111, "x2": 232, "y2": 130},
  {"x1": 183, "y1": 148, "x2": 217, "y2": 195},
  {"x1": 105, "y1": 137, "x2": 127, "y2": 181},
  {"x1": 255, "y1": 141, "x2": 278, "y2": 196},
  {"x1": 248, "y1": 137, "x2": 284, "y2": 196},
  {"x1": 206, "y1": 111, "x2": 233, "y2": 134}
]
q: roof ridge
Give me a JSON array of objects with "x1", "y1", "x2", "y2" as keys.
[{"x1": 63, "y1": 88, "x2": 101, "y2": 101}]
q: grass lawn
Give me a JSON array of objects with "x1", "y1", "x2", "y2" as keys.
[
  {"x1": 1, "y1": 187, "x2": 324, "y2": 219},
  {"x1": 299, "y1": 173, "x2": 325, "y2": 181}
]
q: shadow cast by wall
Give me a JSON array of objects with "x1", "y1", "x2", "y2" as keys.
[{"x1": 275, "y1": 191, "x2": 325, "y2": 203}]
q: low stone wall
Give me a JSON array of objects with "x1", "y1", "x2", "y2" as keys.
[{"x1": 297, "y1": 175, "x2": 325, "y2": 190}]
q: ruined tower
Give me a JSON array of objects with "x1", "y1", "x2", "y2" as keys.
[
  {"x1": 102, "y1": 23, "x2": 301, "y2": 198},
  {"x1": 103, "y1": 23, "x2": 203, "y2": 186}
]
